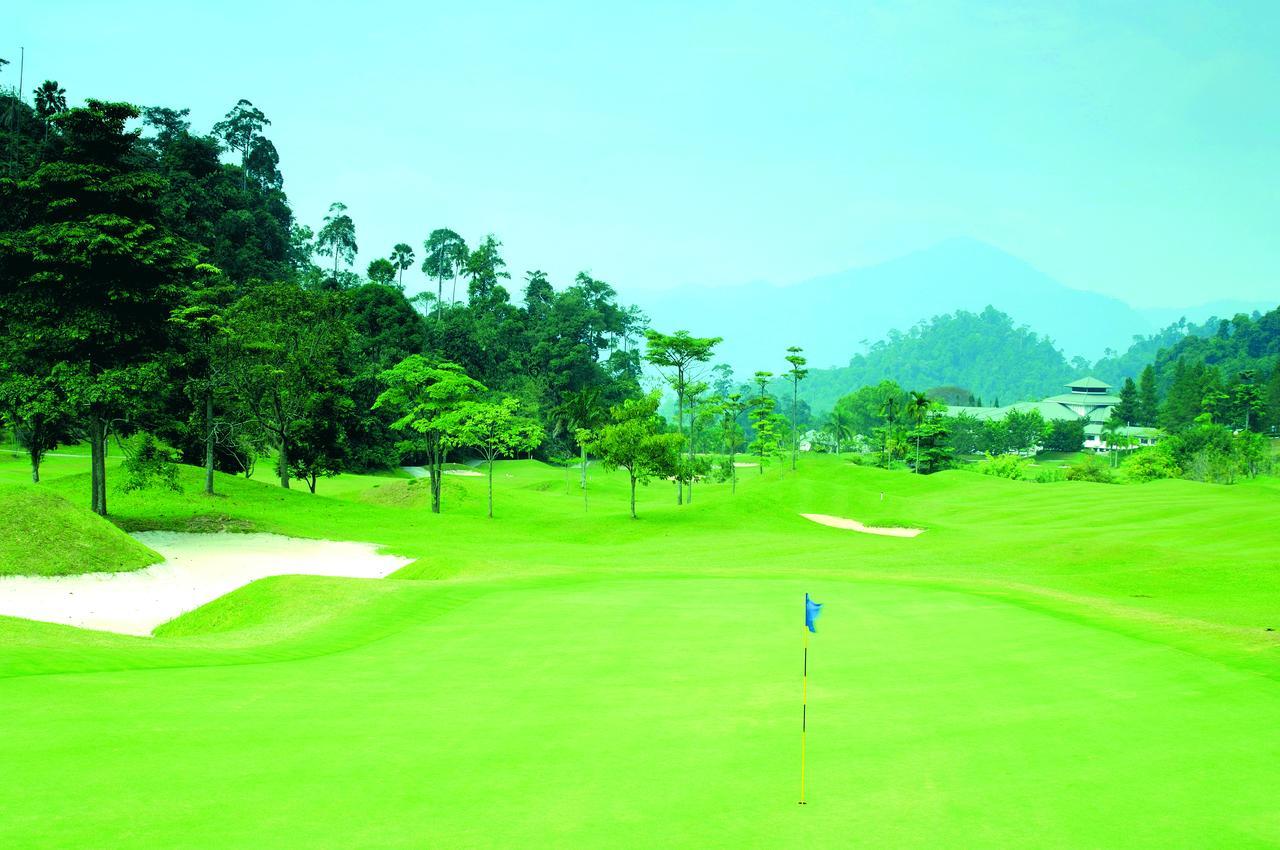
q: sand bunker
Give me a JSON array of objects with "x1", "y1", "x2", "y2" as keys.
[
  {"x1": 800, "y1": 513, "x2": 924, "y2": 538},
  {"x1": 733, "y1": 462, "x2": 758, "y2": 468},
  {"x1": 0, "y1": 531, "x2": 412, "y2": 636},
  {"x1": 443, "y1": 469, "x2": 483, "y2": 477}
]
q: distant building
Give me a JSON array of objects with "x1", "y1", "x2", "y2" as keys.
[{"x1": 944, "y1": 377, "x2": 1162, "y2": 450}]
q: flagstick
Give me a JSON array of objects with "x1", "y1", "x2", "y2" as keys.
[{"x1": 800, "y1": 630, "x2": 808, "y2": 805}]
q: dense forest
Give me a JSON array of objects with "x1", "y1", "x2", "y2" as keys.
[{"x1": 0, "y1": 83, "x2": 691, "y2": 515}]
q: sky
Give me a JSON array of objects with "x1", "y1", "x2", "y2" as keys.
[{"x1": 8, "y1": 1, "x2": 1280, "y2": 308}]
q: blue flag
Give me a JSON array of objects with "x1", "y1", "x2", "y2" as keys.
[{"x1": 805, "y1": 593, "x2": 823, "y2": 633}]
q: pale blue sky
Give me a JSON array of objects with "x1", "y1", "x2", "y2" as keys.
[{"x1": 10, "y1": 1, "x2": 1280, "y2": 306}]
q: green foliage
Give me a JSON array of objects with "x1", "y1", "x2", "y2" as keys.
[
  {"x1": 1065, "y1": 454, "x2": 1115, "y2": 483},
  {"x1": 976, "y1": 452, "x2": 1031, "y2": 480},
  {"x1": 1042, "y1": 418, "x2": 1085, "y2": 452},
  {"x1": 445, "y1": 397, "x2": 544, "y2": 517},
  {"x1": 799, "y1": 307, "x2": 1077, "y2": 414},
  {"x1": 1123, "y1": 448, "x2": 1181, "y2": 482},
  {"x1": 587, "y1": 392, "x2": 683, "y2": 518},
  {"x1": 120, "y1": 434, "x2": 183, "y2": 493}
]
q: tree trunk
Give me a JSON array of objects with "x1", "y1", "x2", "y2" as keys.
[
  {"x1": 278, "y1": 437, "x2": 290, "y2": 489},
  {"x1": 630, "y1": 474, "x2": 637, "y2": 519},
  {"x1": 792, "y1": 379, "x2": 798, "y2": 471},
  {"x1": 89, "y1": 415, "x2": 107, "y2": 517},
  {"x1": 437, "y1": 276, "x2": 444, "y2": 325},
  {"x1": 29, "y1": 445, "x2": 40, "y2": 483},
  {"x1": 204, "y1": 393, "x2": 215, "y2": 496},
  {"x1": 487, "y1": 457, "x2": 494, "y2": 518},
  {"x1": 581, "y1": 444, "x2": 588, "y2": 512},
  {"x1": 676, "y1": 385, "x2": 684, "y2": 505},
  {"x1": 430, "y1": 442, "x2": 442, "y2": 513}
]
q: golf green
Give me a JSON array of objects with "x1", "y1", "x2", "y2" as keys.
[{"x1": 4, "y1": 575, "x2": 1278, "y2": 848}]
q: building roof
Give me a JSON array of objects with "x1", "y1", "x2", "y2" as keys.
[
  {"x1": 944, "y1": 405, "x2": 1007, "y2": 421},
  {"x1": 1084, "y1": 423, "x2": 1162, "y2": 437},
  {"x1": 1041, "y1": 393, "x2": 1121, "y2": 406},
  {"x1": 1004, "y1": 401, "x2": 1081, "y2": 422},
  {"x1": 1066, "y1": 376, "x2": 1112, "y2": 390}
]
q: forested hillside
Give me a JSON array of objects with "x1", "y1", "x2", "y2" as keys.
[{"x1": 795, "y1": 307, "x2": 1084, "y2": 413}]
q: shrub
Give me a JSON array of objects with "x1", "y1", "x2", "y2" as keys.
[
  {"x1": 1124, "y1": 448, "x2": 1180, "y2": 482},
  {"x1": 976, "y1": 452, "x2": 1030, "y2": 479},
  {"x1": 120, "y1": 433, "x2": 183, "y2": 493},
  {"x1": 1065, "y1": 453, "x2": 1114, "y2": 483}
]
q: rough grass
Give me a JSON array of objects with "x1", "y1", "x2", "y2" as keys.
[
  {"x1": 0, "y1": 484, "x2": 162, "y2": 576},
  {"x1": 1, "y1": 452, "x2": 1279, "y2": 847}
]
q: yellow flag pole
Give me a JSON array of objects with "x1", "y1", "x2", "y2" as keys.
[{"x1": 800, "y1": 629, "x2": 809, "y2": 805}]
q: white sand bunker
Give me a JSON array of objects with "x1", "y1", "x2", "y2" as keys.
[
  {"x1": 800, "y1": 513, "x2": 924, "y2": 538},
  {"x1": 733, "y1": 462, "x2": 758, "y2": 468},
  {"x1": 0, "y1": 531, "x2": 412, "y2": 636},
  {"x1": 443, "y1": 469, "x2": 483, "y2": 477}
]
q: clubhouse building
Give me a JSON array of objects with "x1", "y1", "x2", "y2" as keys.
[{"x1": 944, "y1": 377, "x2": 1162, "y2": 450}]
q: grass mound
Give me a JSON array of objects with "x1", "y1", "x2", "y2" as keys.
[{"x1": 0, "y1": 484, "x2": 162, "y2": 577}]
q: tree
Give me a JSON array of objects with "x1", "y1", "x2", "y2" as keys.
[
  {"x1": 0, "y1": 100, "x2": 198, "y2": 515},
  {"x1": 553, "y1": 387, "x2": 605, "y2": 510},
  {"x1": 1004, "y1": 409, "x2": 1047, "y2": 455},
  {"x1": 448, "y1": 398, "x2": 543, "y2": 517},
  {"x1": 32, "y1": 80, "x2": 66, "y2": 143},
  {"x1": 464, "y1": 234, "x2": 511, "y2": 310},
  {"x1": 0, "y1": 375, "x2": 71, "y2": 483},
  {"x1": 1042, "y1": 418, "x2": 1085, "y2": 453},
  {"x1": 586, "y1": 392, "x2": 682, "y2": 519},
  {"x1": 367, "y1": 257, "x2": 397, "y2": 286},
  {"x1": 1112, "y1": 377, "x2": 1140, "y2": 424},
  {"x1": 390, "y1": 242, "x2": 415, "y2": 288},
  {"x1": 879, "y1": 392, "x2": 899, "y2": 468},
  {"x1": 1230, "y1": 369, "x2": 1264, "y2": 432},
  {"x1": 904, "y1": 416, "x2": 953, "y2": 474},
  {"x1": 906, "y1": 390, "x2": 932, "y2": 472},
  {"x1": 1138, "y1": 365, "x2": 1159, "y2": 427},
  {"x1": 784, "y1": 346, "x2": 808, "y2": 470},
  {"x1": 718, "y1": 393, "x2": 750, "y2": 493},
  {"x1": 169, "y1": 263, "x2": 238, "y2": 495},
  {"x1": 373, "y1": 356, "x2": 484, "y2": 514},
  {"x1": 644, "y1": 330, "x2": 722, "y2": 503},
  {"x1": 1101, "y1": 418, "x2": 1123, "y2": 467},
  {"x1": 211, "y1": 99, "x2": 270, "y2": 191},
  {"x1": 288, "y1": 390, "x2": 353, "y2": 493},
  {"x1": 315, "y1": 201, "x2": 357, "y2": 284},
  {"x1": 824, "y1": 407, "x2": 853, "y2": 456},
  {"x1": 224, "y1": 282, "x2": 348, "y2": 490},
  {"x1": 422, "y1": 228, "x2": 466, "y2": 321}
]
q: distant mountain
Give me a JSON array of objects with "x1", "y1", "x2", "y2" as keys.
[{"x1": 641, "y1": 238, "x2": 1154, "y2": 376}]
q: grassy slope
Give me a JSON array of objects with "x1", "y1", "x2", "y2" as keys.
[
  {"x1": 1, "y1": 453, "x2": 1278, "y2": 847},
  {"x1": 0, "y1": 483, "x2": 162, "y2": 576}
]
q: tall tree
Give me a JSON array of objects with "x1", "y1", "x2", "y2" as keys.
[
  {"x1": 906, "y1": 390, "x2": 932, "y2": 472},
  {"x1": 586, "y1": 392, "x2": 682, "y2": 519},
  {"x1": 211, "y1": 99, "x2": 269, "y2": 191},
  {"x1": 390, "y1": 242, "x2": 415, "y2": 288},
  {"x1": 315, "y1": 201, "x2": 357, "y2": 284},
  {"x1": 644, "y1": 329, "x2": 722, "y2": 504},
  {"x1": 224, "y1": 281, "x2": 348, "y2": 490},
  {"x1": 367, "y1": 257, "x2": 396, "y2": 286},
  {"x1": 32, "y1": 80, "x2": 66, "y2": 143},
  {"x1": 880, "y1": 392, "x2": 900, "y2": 468},
  {"x1": 422, "y1": 228, "x2": 466, "y2": 321},
  {"x1": 1112, "y1": 377, "x2": 1140, "y2": 424},
  {"x1": 1137, "y1": 365, "x2": 1159, "y2": 427},
  {"x1": 784, "y1": 346, "x2": 808, "y2": 470},
  {"x1": 447, "y1": 397, "x2": 543, "y2": 518},
  {"x1": 0, "y1": 100, "x2": 198, "y2": 515},
  {"x1": 824, "y1": 407, "x2": 853, "y2": 456},
  {"x1": 718, "y1": 392, "x2": 749, "y2": 493},
  {"x1": 373, "y1": 356, "x2": 484, "y2": 514},
  {"x1": 553, "y1": 386, "x2": 605, "y2": 510}
]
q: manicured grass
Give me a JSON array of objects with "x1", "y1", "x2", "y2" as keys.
[
  {"x1": 1, "y1": 453, "x2": 1278, "y2": 846},
  {"x1": 0, "y1": 484, "x2": 162, "y2": 576}
]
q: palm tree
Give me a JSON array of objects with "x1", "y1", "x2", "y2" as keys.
[
  {"x1": 879, "y1": 393, "x2": 899, "y2": 468},
  {"x1": 33, "y1": 80, "x2": 66, "y2": 142},
  {"x1": 907, "y1": 390, "x2": 932, "y2": 473},
  {"x1": 389, "y1": 243, "x2": 415, "y2": 289},
  {"x1": 825, "y1": 408, "x2": 853, "y2": 456}
]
